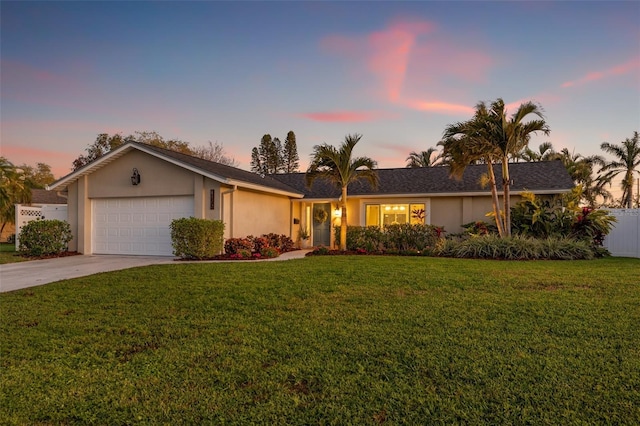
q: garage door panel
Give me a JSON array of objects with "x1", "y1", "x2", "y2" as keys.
[{"x1": 92, "y1": 196, "x2": 193, "y2": 255}]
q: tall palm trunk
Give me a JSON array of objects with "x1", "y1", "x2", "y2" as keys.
[
  {"x1": 340, "y1": 186, "x2": 348, "y2": 250},
  {"x1": 501, "y1": 158, "x2": 511, "y2": 236},
  {"x1": 486, "y1": 161, "x2": 505, "y2": 237}
]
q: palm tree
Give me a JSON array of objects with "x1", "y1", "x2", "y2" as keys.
[
  {"x1": 520, "y1": 141, "x2": 556, "y2": 162},
  {"x1": 305, "y1": 134, "x2": 378, "y2": 250},
  {"x1": 439, "y1": 98, "x2": 550, "y2": 236},
  {"x1": 405, "y1": 148, "x2": 442, "y2": 168},
  {"x1": 0, "y1": 157, "x2": 32, "y2": 236},
  {"x1": 556, "y1": 148, "x2": 610, "y2": 207},
  {"x1": 599, "y1": 131, "x2": 640, "y2": 208},
  {"x1": 439, "y1": 103, "x2": 505, "y2": 236}
]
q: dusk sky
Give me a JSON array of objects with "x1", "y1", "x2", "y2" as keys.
[{"x1": 2, "y1": 1, "x2": 639, "y2": 189}]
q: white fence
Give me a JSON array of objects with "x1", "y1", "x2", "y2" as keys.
[
  {"x1": 14, "y1": 204, "x2": 68, "y2": 249},
  {"x1": 603, "y1": 209, "x2": 640, "y2": 258}
]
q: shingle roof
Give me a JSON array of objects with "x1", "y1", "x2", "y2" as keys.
[
  {"x1": 271, "y1": 161, "x2": 574, "y2": 199},
  {"x1": 31, "y1": 188, "x2": 67, "y2": 204},
  {"x1": 132, "y1": 143, "x2": 304, "y2": 195}
]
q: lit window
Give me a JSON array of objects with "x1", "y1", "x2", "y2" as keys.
[{"x1": 365, "y1": 203, "x2": 426, "y2": 227}]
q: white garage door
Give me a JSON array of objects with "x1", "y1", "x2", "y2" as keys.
[{"x1": 92, "y1": 196, "x2": 194, "y2": 256}]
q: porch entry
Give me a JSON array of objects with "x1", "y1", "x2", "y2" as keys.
[{"x1": 312, "y1": 203, "x2": 331, "y2": 247}]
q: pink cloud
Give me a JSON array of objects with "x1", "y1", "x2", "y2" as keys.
[
  {"x1": 367, "y1": 19, "x2": 436, "y2": 102},
  {"x1": 403, "y1": 100, "x2": 475, "y2": 115},
  {"x1": 319, "y1": 17, "x2": 493, "y2": 116},
  {"x1": 299, "y1": 110, "x2": 398, "y2": 123},
  {"x1": 0, "y1": 145, "x2": 75, "y2": 178},
  {"x1": 561, "y1": 57, "x2": 640, "y2": 88}
]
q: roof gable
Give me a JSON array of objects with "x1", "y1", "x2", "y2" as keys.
[{"x1": 48, "y1": 142, "x2": 303, "y2": 197}]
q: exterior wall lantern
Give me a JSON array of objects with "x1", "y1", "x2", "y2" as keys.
[{"x1": 131, "y1": 168, "x2": 141, "y2": 185}]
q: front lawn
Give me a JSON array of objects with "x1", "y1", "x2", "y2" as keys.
[
  {"x1": 0, "y1": 243, "x2": 26, "y2": 265},
  {"x1": 1, "y1": 256, "x2": 639, "y2": 424}
]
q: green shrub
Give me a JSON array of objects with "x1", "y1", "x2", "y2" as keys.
[
  {"x1": 384, "y1": 224, "x2": 442, "y2": 251},
  {"x1": 170, "y1": 217, "x2": 225, "y2": 259},
  {"x1": 18, "y1": 219, "x2": 72, "y2": 257},
  {"x1": 334, "y1": 224, "x2": 443, "y2": 252},
  {"x1": 511, "y1": 191, "x2": 616, "y2": 252},
  {"x1": 434, "y1": 234, "x2": 595, "y2": 260}
]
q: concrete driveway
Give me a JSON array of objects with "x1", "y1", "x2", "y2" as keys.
[
  {"x1": 0, "y1": 255, "x2": 175, "y2": 293},
  {"x1": 0, "y1": 250, "x2": 311, "y2": 293}
]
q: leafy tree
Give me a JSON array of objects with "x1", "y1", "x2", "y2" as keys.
[
  {"x1": 405, "y1": 148, "x2": 442, "y2": 168},
  {"x1": 283, "y1": 131, "x2": 300, "y2": 173},
  {"x1": 19, "y1": 162, "x2": 56, "y2": 188},
  {"x1": 599, "y1": 131, "x2": 640, "y2": 208},
  {"x1": 305, "y1": 134, "x2": 378, "y2": 250},
  {"x1": 440, "y1": 98, "x2": 550, "y2": 237},
  {"x1": 72, "y1": 133, "x2": 126, "y2": 170},
  {"x1": 0, "y1": 157, "x2": 32, "y2": 236},
  {"x1": 72, "y1": 131, "x2": 237, "y2": 170}
]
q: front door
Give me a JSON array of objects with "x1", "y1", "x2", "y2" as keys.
[{"x1": 312, "y1": 203, "x2": 331, "y2": 247}]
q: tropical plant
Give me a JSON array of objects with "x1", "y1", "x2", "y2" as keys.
[
  {"x1": 306, "y1": 134, "x2": 378, "y2": 250},
  {"x1": 510, "y1": 190, "x2": 616, "y2": 253},
  {"x1": 555, "y1": 148, "x2": 610, "y2": 207},
  {"x1": 599, "y1": 131, "x2": 640, "y2": 208},
  {"x1": 0, "y1": 157, "x2": 32, "y2": 236},
  {"x1": 519, "y1": 141, "x2": 557, "y2": 162},
  {"x1": 439, "y1": 98, "x2": 550, "y2": 237},
  {"x1": 405, "y1": 148, "x2": 442, "y2": 168}
]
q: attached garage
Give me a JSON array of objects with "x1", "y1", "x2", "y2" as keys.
[{"x1": 92, "y1": 196, "x2": 194, "y2": 256}]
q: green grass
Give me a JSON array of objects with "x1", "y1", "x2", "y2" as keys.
[
  {"x1": 2, "y1": 256, "x2": 639, "y2": 424},
  {"x1": 0, "y1": 242, "x2": 26, "y2": 264}
]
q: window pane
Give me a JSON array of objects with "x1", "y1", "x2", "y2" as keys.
[
  {"x1": 382, "y1": 204, "x2": 408, "y2": 225},
  {"x1": 365, "y1": 205, "x2": 380, "y2": 227},
  {"x1": 410, "y1": 204, "x2": 426, "y2": 224}
]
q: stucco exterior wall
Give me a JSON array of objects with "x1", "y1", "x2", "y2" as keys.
[
  {"x1": 227, "y1": 188, "x2": 292, "y2": 238},
  {"x1": 431, "y1": 197, "x2": 463, "y2": 233},
  {"x1": 88, "y1": 150, "x2": 195, "y2": 198}
]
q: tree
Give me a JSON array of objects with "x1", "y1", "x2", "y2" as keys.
[
  {"x1": 250, "y1": 134, "x2": 281, "y2": 175},
  {"x1": 250, "y1": 147, "x2": 263, "y2": 174},
  {"x1": 19, "y1": 163, "x2": 55, "y2": 189},
  {"x1": 305, "y1": 134, "x2": 378, "y2": 250},
  {"x1": 250, "y1": 131, "x2": 299, "y2": 174},
  {"x1": 405, "y1": 148, "x2": 442, "y2": 168},
  {"x1": 599, "y1": 131, "x2": 640, "y2": 209},
  {"x1": 191, "y1": 141, "x2": 239, "y2": 167},
  {"x1": 556, "y1": 148, "x2": 610, "y2": 207},
  {"x1": 72, "y1": 131, "x2": 237, "y2": 170},
  {"x1": 439, "y1": 98, "x2": 550, "y2": 236},
  {"x1": 72, "y1": 133, "x2": 126, "y2": 170},
  {"x1": 283, "y1": 131, "x2": 300, "y2": 173},
  {"x1": 519, "y1": 141, "x2": 556, "y2": 162},
  {"x1": 0, "y1": 157, "x2": 32, "y2": 236}
]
